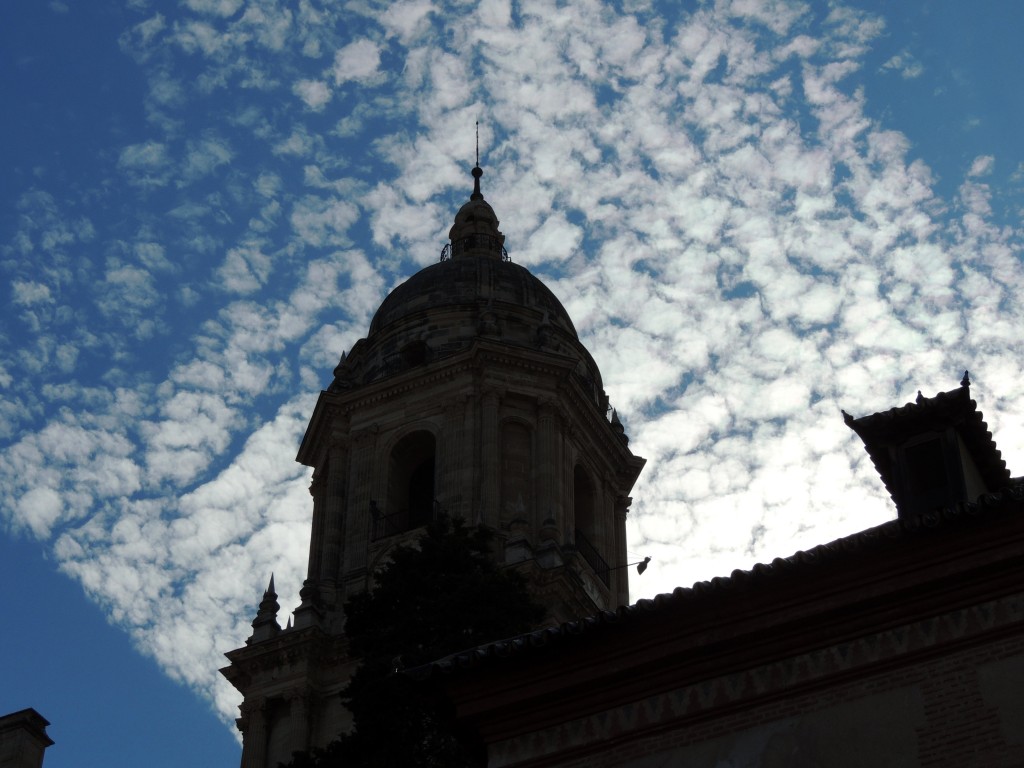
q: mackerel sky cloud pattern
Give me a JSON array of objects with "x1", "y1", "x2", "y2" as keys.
[{"x1": 2, "y1": 0, "x2": 1023, "y2": 735}]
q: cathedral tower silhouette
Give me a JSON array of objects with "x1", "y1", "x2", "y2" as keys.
[{"x1": 221, "y1": 164, "x2": 646, "y2": 767}]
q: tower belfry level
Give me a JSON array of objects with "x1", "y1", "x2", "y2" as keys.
[{"x1": 221, "y1": 166, "x2": 646, "y2": 767}]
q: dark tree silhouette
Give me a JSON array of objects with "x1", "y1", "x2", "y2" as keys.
[{"x1": 283, "y1": 514, "x2": 545, "y2": 768}]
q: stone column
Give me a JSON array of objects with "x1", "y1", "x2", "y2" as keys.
[
  {"x1": 294, "y1": 474, "x2": 327, "y2": 629},
  {"x1": 240, "y1": 698, "x2": 268, "y2": 768},
  {"x1": 480, "y1": 388, "x2": 501, "y2": 526},
  {"x1": 305, "y1": 473, "x2": 326, "y2": 582},
  {"x1": 320, "y1": 438, "x2": 349, "y2": 588},
  {"x1": 538, "y1": 400, "x2": 559, "y2": 537},
  {"x1": 346, "y1": 426, "x2": 377, "y2": 573},
  {"x1": 461, "y1": 394, "x2": 476, "y2": 519},
  {"x1": 286, "y1": 689, "x2": 310, "y2": 756},
  {"x1": 563, "y1": 428, "x2": 577, "y2": 542},
  {"x1": 612, "y1": 494, "x2": 631, "y2": 607},
  {"x1": 440, "y1": 401, "x2": 462, "y2": 514}
]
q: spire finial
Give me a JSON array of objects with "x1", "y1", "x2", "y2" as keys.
[
  {"x1": 250, "y1": 572, "x2": 281, "y2": 642},
  {"x1": 961, "y1": 370, "x2": 970, "y2": 388},
  {"x1": 471, "y1": 121, "x2": 484, "y2": 201}
]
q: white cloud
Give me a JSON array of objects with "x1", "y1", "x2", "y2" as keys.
[
  {"x1": 95, "y1": 262, "x2": 162, "y2": 340},
  {"x1": 293, "y1": 79, "x2": 331, "y2": 110},
  {"x1": 523, "y1": 212, "x2": 583, "y2": 262},
  {"x1": 16, "y1": 486, "x2": 64, "y2": 539},
  {"x1": 118, "y1": 142, "x2": 171, "y2": 187},
  {"x1": 725, "y1": 0, "x2": 807, "y2": 35},
  {"x1": 141, "y1": 391, "x2": 235, "y2": 486},
  {"x1": 968, "y1": 155, "x2": 995, "y2": 178},
  {"x1": 11, "y1": 280, "x2": 53, "y2": 306},
  {"x1": 236, "y1": 4, "x2": 294, "y2": 52},
  {"x1": 181, "y1": 136, "x2": 233, "y2": 183},
  {"x1": 172, "y1": 20, "x2": 225, "y2": 57},
  {"x1": 273, "y1": 128, "x2": 316, "y2": 157},
  {"x1": 119, "y1": 14, "x2": 166, "y2": 62},
  {"x1": 217, "y1": 243, "x2": 274, "y2": 294},
  {"x1": 184, "y1": 0, "x2": 243, "y2": 17},
  {"x1": 881, "y1": 50, "x2": 924, "y2": 79},
  {"x1": 333, "y1": 39, "x2": 382, "y2": 83},
  {"x1": 290, "y1": 197, "x2": 361, "y2": 248},
  {"x1": 132, "y1": 240, "x2": 174, "y2": 272},
  {"x1": 379, "y1": 0, "x2": 436, "y2": 44},
  {"x1": 46, "y1": 397, "x2": 314, "y2": 714}
]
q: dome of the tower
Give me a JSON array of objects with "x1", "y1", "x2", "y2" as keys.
[
  {"x1": 369, "y1": 164, "x2": 576, "y2": 339},
  {"x1": 450, "y1": 194, "x2": 499, "y2": 234},
  {"x1": 368, "y1": 256, "x2": 577, "y2": 339},
  {"x1": 331, "y1": 164, "x2": 603, "y2": 402}
]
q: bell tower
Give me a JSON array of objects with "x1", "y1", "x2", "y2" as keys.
[{"x1": 222, "y1": 164, "x2": 645, "y2": 767}]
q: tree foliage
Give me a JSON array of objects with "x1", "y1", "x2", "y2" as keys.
[{"x1": 283, "y1": 515, "x2": 545, "y2": 768}]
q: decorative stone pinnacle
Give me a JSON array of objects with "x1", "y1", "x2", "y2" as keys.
[
  {"x1": 611, "y1": 408, "x2": 629, "y2": 445},
  {"x1": 250, "y1": 573, "x2": 281, "y2": 641}
]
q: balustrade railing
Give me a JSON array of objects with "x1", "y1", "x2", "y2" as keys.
[
  {"x1": 574, "y1": 528, "x2": 610, "y2": 587},
  {"x1": 371, "y1": 499, "x2": 442, "y2": 540},
  {"x1": 440, "y1": 235, "x2": 510, "y2": 262}
]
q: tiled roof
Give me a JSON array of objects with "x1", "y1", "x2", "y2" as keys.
[
  {"x1": 410, "y1": 481, "x2": 1024, "y2": 681},
  {"x1": 843, "y1": 382, "x2": 1012, "y2": 502}
]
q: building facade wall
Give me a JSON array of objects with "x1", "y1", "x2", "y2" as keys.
[
  {"x1": 0, "y1": 709, "x2": 53, "y2": 768},
  {"x1": 482, "y1": 590, "x2": 1024, "y2": 768}
]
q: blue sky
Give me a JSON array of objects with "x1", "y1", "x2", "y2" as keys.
[{"x1": 2, "y1": 1, "x2": 1023, "y2": 765}]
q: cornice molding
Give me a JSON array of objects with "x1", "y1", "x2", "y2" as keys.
[{"x1": 221, "y1": 627, "x2": 350, "y2": 687}]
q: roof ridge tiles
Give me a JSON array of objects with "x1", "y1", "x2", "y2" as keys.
[{"x1": 406, "y1": 486, "x2": 1023, "y2": 682}]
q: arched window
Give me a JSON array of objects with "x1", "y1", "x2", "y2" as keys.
[
  {"x1": 574, "y1": 464, "x2": 609, "y2": 586},
  {"x1": 501, "y1": 421, "x2": 532, "y2": 523},
  {"x1": 384, "y1": 431, "x2": 436, "y2": 535},
  {"x1": 574, "y1": 464, "x2": 595, "y2": 535}
]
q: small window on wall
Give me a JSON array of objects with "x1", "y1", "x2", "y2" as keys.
[
  {"x1": 904, "y1": 437, "x2": 947, "y2": 496},
  {"x1": 406, "y1": 455, "x2": 435, "y2": 527},
  {"x1": 896, "y1": 432, "x2": 964, "y2": 518},
  {"x1": 401, "y1": 340, "x2": 429, "y2": 368},
  {"x1": 574, "y1": 465, "x2": 596, "y2": 537},
  {"x1": 380, "y1": 431, "x2": 436, "y2": 537}
]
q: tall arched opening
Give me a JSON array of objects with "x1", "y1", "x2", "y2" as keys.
[
  {"x1": 574, "y1": 464, "x2": 608, "y2": 585},
  {"x1": 385, "y1": 430, "x2": 436, "y2": 535}
]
